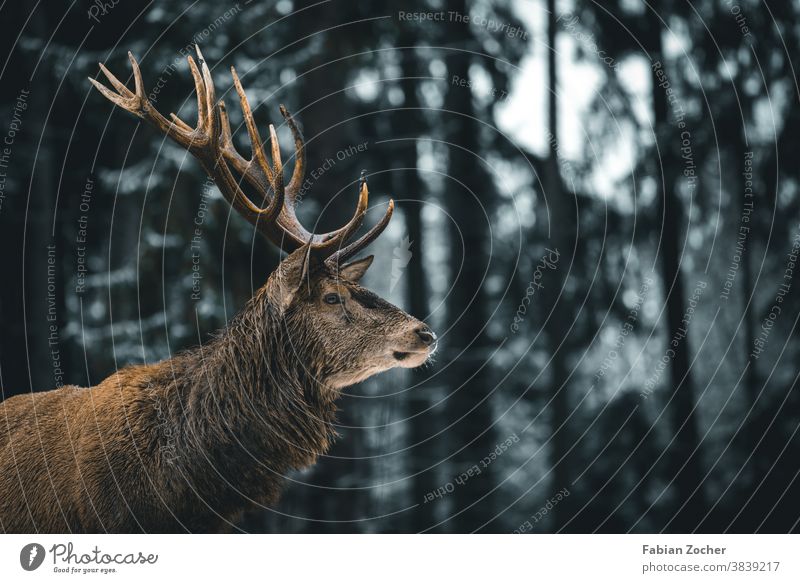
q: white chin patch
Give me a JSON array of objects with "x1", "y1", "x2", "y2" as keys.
[
  {"x1": 392, "y1": 350, "x2": 430, "y2": 368},
  {"x1": 327, "y1": 366, "x2": 386, "y2": 389},
  {"x1": 327, "y1": 352, "x2": 430, "y2": 388}
]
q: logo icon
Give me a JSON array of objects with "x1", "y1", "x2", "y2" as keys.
[
  {"x1": 20, "y1": 543, "x2": 45, "y2": 571},
  {"x1": 390, "y1": 236, "x2": 413, "y2": 292}
]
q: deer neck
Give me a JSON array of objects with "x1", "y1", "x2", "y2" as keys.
[{"x1": 157, "y1": 294, "x2": 338, "y2": 491}]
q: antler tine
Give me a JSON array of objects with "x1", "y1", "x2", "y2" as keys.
[
  {"x1": 230, "y1": 66, "x2": 275, "y2": 186},
  {"x1": 216, "y1": 100, "x2": 250, "y2": 176},
  {"x1": 88, "y1": 75, "x2": 129, "y2": 110},
  {"x1": 326, "y1": 178, "x2": 395, "y2": 266},
  {"x1": 216, "y1": 99, "x2": 277, "y2": 199},
  {"x1": 97, "y1": 62, "x2": 134, "y2": 98},
  {"x1": 212, "y1": 135, "x2": 285, "y2": 224},
  {"x1": 186, "y1": 56, "x2": 208, "y2": 134},
  {"x1": 129, "y1": 52, "x2": 146, "y2": 105},
  {"x1": 89, "y1": 59, "x2": 139, "y2": 111},
  {"x1": 169, "y1": 114, "x2": 194, "y2": 133},
  {"x1": 279, "y1": 105, "x2": 306, "y2": 203},
  {"x1": 196, "y1": 46, "x2": 217, "y2": 126},
  {"x1": 176, "y1": 53, "x2": 219, "y2": 151},
  {"x1": 311, "y1": 176, "x2": 370, "y2": 251},
  {"x1": 268, "y1": 125, "x2": 284, "y2": 193},
  {"x1": 328, "y1": 201, "x2": 395, "y2": 266}
]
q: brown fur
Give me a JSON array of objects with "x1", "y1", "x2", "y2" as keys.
[{"x1": 0, "y1": 252, "x2": 435, "y2": 533}]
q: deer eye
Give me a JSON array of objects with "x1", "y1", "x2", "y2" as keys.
[{"x1": 324, "y1": 293, "x2": 343, "y2": 305}]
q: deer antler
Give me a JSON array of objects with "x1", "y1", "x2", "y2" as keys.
[{"x1": 89, "y1": 46, "x2": 393, "y2": 265}]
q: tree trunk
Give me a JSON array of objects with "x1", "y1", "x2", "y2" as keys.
[
  {"x1": 543, "y1": 0, "x2": 577, "y2": 531},
  {"x1": 440, "y1": 0, "x2": 497, "y2": 533},
  {"x1": 648, "y1": 14, "x2": 707, "y2": 531},
  {"x1": 393, "y1": 33, "x2": 438, "y2": 532}
]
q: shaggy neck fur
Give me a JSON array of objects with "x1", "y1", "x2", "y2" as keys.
[{"x1": 148, "y1": 288, "x2": 338, "y2": 502}]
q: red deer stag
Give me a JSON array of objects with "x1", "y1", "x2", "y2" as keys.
[{"x1": 0, "y1": 47, "x2": 437, "y2": 533}]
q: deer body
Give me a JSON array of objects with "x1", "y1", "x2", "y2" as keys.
[
  {"x1": 0, "y1": 48, "x2": 436, "y2": 533},
  {"x1": 0, "y1": 290, "x2": 335, "y2": 533}
]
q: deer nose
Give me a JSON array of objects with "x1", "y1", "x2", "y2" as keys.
[{"x1": 415, "y1": 325, "x2": 437, "y2": 347}]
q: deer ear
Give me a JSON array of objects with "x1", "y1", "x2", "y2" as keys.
[
  {"x1": 337, "y1": 255, "x2": 374, "y2": 283},
  {"x1": 272, "y1": 241, "x2": 318, "y2": 311}
]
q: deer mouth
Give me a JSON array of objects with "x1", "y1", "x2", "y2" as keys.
[{"x1": 392, "y1": 347, "x2": 435, "y2": 366}]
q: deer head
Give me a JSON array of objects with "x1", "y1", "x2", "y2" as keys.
[{"x1": 90, "y1": 47, "x2": 437, "y2": 389}]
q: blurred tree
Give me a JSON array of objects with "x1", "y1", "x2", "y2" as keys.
[
  {"x1": 393, "y1": 27, "x2": 438, "y2": 532},
  {"x1": 540, "y1": 0, "x2": 579, "y2": 530},
  {"x1": 645, "y1": 5, "x2": 708, "y2": 532}
]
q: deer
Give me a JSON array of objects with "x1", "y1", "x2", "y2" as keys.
[{"x1": 0, "y1": 47, "x2": 437, "y2": 533}]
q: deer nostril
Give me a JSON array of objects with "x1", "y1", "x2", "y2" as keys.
[{"x1": 415, "y1": 325, "x2": 437, "y2": 346}]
